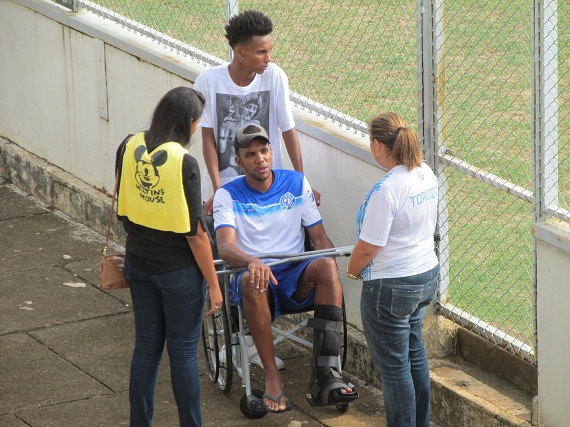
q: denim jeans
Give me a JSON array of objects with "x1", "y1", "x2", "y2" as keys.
[
  {"x1": 125, "y1": 258, "x2": 206, "y2": 427},
  {"x1": 360, "y1": 264, "x2": 440, "y2": 427}
]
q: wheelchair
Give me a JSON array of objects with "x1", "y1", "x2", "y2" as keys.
[{"x1": 201, "y1": 246, "x2": 355, "y2": 419}]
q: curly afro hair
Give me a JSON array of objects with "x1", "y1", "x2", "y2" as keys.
[{"x1": 225, "y1": 10, "x2": 273, "y2": 48}]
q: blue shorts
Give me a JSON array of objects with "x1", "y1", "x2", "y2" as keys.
[{"x1": 229, "y1": 257, "x2": 320, "y2": 320}]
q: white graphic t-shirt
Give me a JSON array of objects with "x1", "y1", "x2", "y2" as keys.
[{"x1": 194, "y1": 63, "x2": 295, "y2": 200}]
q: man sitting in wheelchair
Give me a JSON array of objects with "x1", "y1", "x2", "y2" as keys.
[{"x1": 213, "y1": 124, "x2": 359, "y2": 413}]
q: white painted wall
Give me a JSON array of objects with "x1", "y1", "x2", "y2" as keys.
[
  {"x1": 0, "y1": 0, "x2": 198, "y2": 194},
  {"x1": 0, "y1": 0, "x2": 382, "y2": 330},
  {"x1": 534, "y1": 219, "x2": 570, "y2": 427}
]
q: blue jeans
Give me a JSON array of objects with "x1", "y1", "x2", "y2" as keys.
[
  {"x1": 360, "y1": 264, "x2": 440, "y2": 427},
  {"x1": 125, "y1": 258, "x2": 206, "y2": 427}
]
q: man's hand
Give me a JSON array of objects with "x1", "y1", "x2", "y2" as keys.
[
  {"x1": 247, "y1": 258, "x2": 278, "y2": 293},
  {"x1": 312, "y1": 188, "x2": 321, "y2": 206},
  {"x1": 203, "y1": 195, "x2": 214, "y2": 216}
]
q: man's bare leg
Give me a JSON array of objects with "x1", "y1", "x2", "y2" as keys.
[
  {"x1": 241, "y1": 273, "x2": 288, "y2": 412},
  {"x1": 293, "y1": 257, "x2": 342, "y2": 306}
]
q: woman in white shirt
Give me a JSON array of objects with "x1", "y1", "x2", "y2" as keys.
[{"x1": 347, "y1": 112, "x2": 440, "y2": 427}]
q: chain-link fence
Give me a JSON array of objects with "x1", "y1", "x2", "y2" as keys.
[
  {"x1": 72, "y1": 0, "x2": 570, "y2": 365},
  {"x1": 429, "y1": 1, "x2": 536, "y2": 362},
  {"x1": 79, "y1": 0, "x2": 418, "y2": 131},
  {"x1": 429, "y1": 0, "x2": 569, "y2": 365}
]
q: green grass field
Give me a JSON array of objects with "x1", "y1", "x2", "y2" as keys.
[{"x1": 92, "y1": 0, "x2": 570, "y2": 354}]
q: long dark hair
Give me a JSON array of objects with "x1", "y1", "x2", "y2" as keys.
[
  {"x1": 145, "y1": 87, "x2": 205, "y2": 150},
  {"x1": 369, "y1": 112, "x2": 422, "y2": 170}
]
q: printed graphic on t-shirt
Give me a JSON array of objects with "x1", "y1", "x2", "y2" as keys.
[{"x1": 215, "y1": 91, "x2": 270, "y2": 179}]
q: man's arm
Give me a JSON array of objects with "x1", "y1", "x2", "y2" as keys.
[
  {"x1": 283, "y1": 128, "x2": 321, "y2": 205},
  {"x1": 282, "y1": 128, "x2": 303, "y2": 173},
  {"x1": 306, "y1": 223, "x2": 334, "y2": 251},
  {"x1": 216, "y1": 226, "x2": 255, "y2": 268},
  {"x1": 202, "y1": 127, "x2": 220, "y2": 215},
  {"x1": 216, "y1": 226, "x2": 277, "y2": 289}
]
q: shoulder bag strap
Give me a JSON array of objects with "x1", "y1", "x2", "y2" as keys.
[
  {"x1": 104, "y1": 133, "x2": 134, "y2": 255},
  {"x1": 103, "y1": 173, "x2": 119, "y2": 256}
]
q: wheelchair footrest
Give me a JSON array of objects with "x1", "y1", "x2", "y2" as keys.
[
  {"x1": 245, "y1": 390, "x2": 268, "y2": 415},
  {"x1": 306, "y1": 393, "x2": 354, "y2": 407},
  {"x1": 306, "y1": 393, "x2": 321, "y2": 407}
]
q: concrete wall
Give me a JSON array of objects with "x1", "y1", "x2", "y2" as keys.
[
  {"x1": 0, "y1": 0, "x2": 382, "y2": 331},
  {"x1": 534, "y1": 219, "x2": 570, "y2": 426}
]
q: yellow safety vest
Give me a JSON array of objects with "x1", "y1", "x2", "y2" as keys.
[{"x1": 118, "y1": 132, "x2": 191, "y2": 233}]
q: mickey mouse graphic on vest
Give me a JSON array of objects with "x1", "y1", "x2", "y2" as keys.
[
  {"x1": 134, "y1": 145, "x2": 167, "y2": 196},
  {"x1": 118, "y1": 132, "x2": 192, "y2": 233}
]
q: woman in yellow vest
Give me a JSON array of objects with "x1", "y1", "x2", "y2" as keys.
[{"x1": 115, "y1": 87, "x2": 222, "y2": 427}]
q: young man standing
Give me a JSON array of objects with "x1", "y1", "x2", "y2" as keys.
[{"x1": 194, "y1": 10, "x2": 320, "y2": 215}]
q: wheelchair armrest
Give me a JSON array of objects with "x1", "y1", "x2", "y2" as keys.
[{"x1": 214, "y1": 246, "x2": 354, "y2": 277}]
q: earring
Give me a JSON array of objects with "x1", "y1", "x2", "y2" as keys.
[{"x1": 239, "y1": 56, "x2": 244, "y2": 63}]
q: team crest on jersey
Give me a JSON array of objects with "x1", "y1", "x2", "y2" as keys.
[{"x1": 279, "y1": 192, "x2": 295, "y2": 210}]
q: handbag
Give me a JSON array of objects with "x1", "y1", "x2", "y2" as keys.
[{"x1": 99, "y1": 173, "x2": 128, "y2": 290}]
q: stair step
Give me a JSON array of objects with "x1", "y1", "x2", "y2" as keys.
[{"x1": 430, "y1": 356, "x2": 533, "y2": 427}]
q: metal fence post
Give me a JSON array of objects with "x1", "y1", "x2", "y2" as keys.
[
  {"x1": 418, "y1": 0, "x2": 448, "y2": 303},
  {"x1": 533, "y1": 0, "x2": 559, "y2": 224},
  {"x1": 533, "y1": 0, "x2": 559, "y2": 353},
  {"x1": 226, "y1": 0, "x2": 239, "y2": 62}
]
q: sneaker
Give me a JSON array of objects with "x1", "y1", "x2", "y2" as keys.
[
  {"x1": 218, "y1": 345, "x2": 241, "y2": 371},
  {"x1": 245, "y1": 335, "x2": 285, "y2": 370},
  {"x1": 218, "y1": 345, "x2": 226, "y2": 364}
]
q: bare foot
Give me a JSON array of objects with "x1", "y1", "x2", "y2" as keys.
[
  {"x1": 263, "y1": 372, "x2": 287, "y2": 412},
  {"x1": 263, "y1": 391, "x2": 289, "y2": 412}
]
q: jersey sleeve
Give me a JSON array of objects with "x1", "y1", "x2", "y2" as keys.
[
  {"x1": 301, "y1": 176, "x2": 322, "y2": 228},
  {"x1": 359, "y1": 189, "x2": 394, "y2": 247},
  {"x1": 212, "y1": 187, "x2": 236, "y2": 231}
]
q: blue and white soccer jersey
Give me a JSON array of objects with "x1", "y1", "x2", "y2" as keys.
[
  {"x1": 213, "y1": 169, "x2": 321, "y2": 259},
  {"x1": 213, "y1": 169, "x2": 322, "y2": 317}
]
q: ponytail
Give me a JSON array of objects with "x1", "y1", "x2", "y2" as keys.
[
  {"x1": 368, "y1": 113, "x2": 422, "y2": 170},
  {"x1": 391, "y1": 127, "x2": 422, "y2": 170}
]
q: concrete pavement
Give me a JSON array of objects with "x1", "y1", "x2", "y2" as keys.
[
  {"x1": 0, "y1": 181, "x2": 388, "y2": 426},
  {"x1": 0, "y1": 167, "x2": 532, "y2": 426}
]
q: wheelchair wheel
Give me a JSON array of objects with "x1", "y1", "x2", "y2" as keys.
[
  {"x1": 202, "y1": 293, "x2": 233, "y2": 392},
  {"x1": 239, "y1": 389, "x2": 268, "y2": 419},
  {"x1": 341, "y1": 295, "x2": 348, "y2": 370},
  {"x1": 201, "y1": 311, "x2": 219, "y2": 383}
]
